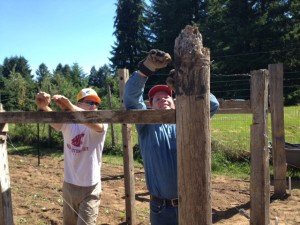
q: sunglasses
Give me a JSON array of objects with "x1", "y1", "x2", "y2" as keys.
[{"x1": 79, "y1": 101, "x2": 99, "y2": 106}]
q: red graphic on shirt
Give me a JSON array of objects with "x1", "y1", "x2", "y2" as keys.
[{"x1": 71, "y1": 133, "x2": 85, "y2": 147}]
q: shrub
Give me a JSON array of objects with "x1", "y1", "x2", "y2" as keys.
[{"x1": 285, "y1": 89, "x2": 300, "y2": 106}]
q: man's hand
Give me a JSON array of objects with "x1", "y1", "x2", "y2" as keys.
[
  {"x1": 166, "y1": 69, "x2": 176, "y2": 92},
  {"x1": 35, "y1": 92, "x2": 51, "y2": 111},
  {"x1": 52, "y1": 95, "x2": 73, "y2": 111},
  {"x1": 138, "y1": 49, "x2": 172, "y2": 77}
]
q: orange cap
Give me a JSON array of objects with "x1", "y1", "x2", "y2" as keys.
[{"x1": 76, "y1": 88, "x2": 101, "y2": 103}]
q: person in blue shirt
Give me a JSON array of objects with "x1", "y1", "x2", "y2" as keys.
[{"x1": 124, "y1": 49, "x2": 219, "y2": 225}]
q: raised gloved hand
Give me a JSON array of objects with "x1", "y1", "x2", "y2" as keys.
[
  {"x1": 138, "y1": 49, "x2": 172, "y2": 77},
  {"x1": 166, "y1": 69, "x2": 176, "y2": 92}
]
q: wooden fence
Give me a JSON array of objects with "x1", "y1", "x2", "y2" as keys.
[{"x1": 0, "y1": 27, "x2": 286, "y2": 225}]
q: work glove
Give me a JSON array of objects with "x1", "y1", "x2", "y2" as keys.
[
  {"x1": 138, "y1": 49, "x2": 172, "y2": 77},
  {"x1": 166, "y1": 69, "x2": 176, "y2": 92}
]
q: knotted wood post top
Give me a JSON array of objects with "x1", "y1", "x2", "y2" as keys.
[{"x1": 174, "y1": 25, "x2": 210, "y2": 97}]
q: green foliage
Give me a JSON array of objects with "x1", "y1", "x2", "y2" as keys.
[
  {"x1": 8, "y1": 124, "x2": 39, "y2": 144},
  {"x1": 88, "y1": 64, "x2": 112, "y2": 91},
  {"x1": 2, "y1": 70, "x2": 36, "y2": 111},
  {"x1": 285, "y1": 89, "x2": 300, "y2": 106},
  {"x1": 148, "y1": 0, "x2": 204, "y2": 54},
  {"x1": 8, "y1": 124, "x2": 63, "y2": 148},
  {"x1": 211, "y1": 150, "x2": 251, "y2": 179},
  {"x1": 110, "y1": 0, "x2": 150, "y2": 74},
  {"x1": 1, "y1": 56, "x2": 32, "y2": 80},
  {"x1": 0, "y1": 56, "x2": 36, "y2": 110},
  {"x1": 36, "y1": 63, "x2": 51, "y2": 85}
]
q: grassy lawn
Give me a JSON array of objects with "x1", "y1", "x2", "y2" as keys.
[
  {"x1": 211, "y1": 105, "x2": 300, "y2": 156},
  {"x1": 210, "y1": 105, "x2": 300, "y2": 178}
]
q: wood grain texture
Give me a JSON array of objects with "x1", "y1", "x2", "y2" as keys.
[
  {"x1": 175, "y1": 25, "x2": 212, "y2": 225},
  {"x1": 250, "y1": 69, "x2": 270, "y2": 225},
  {"x1": 0, "y1": 110, "x2": 176, "y2": 124}
]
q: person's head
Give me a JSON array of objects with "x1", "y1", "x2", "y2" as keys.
[
  {"x1": 148, "y1": 85, "x2": 175, "y2": 109},
  {"x1": 76, "y1": 88, "x2": 101, "y2": 110}
]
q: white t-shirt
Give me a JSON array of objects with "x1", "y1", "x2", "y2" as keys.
[{"x1": 59, "y1": 123, "x2": 108, "y2": 187}]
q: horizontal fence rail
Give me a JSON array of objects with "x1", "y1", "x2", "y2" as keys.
[
  {"x1": 0, "y1": 99, "x2": 254, "y2": 124},
  {"x1": 0, "y1": 110, "x2": 176, "y2": 124},
  {"x1": 0, "y1": 99, "x2": 253, "y2": 124}
]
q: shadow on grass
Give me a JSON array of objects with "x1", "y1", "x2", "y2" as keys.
[{"x1": 7, "y1": 145, "x2": 63, "y2": 158}]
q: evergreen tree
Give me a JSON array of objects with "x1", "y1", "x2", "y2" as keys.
[
  {"x1": 69, "y1": 63, "x2": 87, "y2": 88},
  {"x1": 36, "y1": 63, "x2": 52, "y2": 85},
  {"x1": 54, "y1": 63, "x2": 64, "y2": 75},
  {"x1": 88, "y1": 64, "x2": 112, "y2": 90},
  {"x1": 62, "y1": 64, "x2": 72, "y2": 78},
  {"x1": 145, "y1": 0, "x2": 207, "y2": 89},
  {"x1": 2, "y1": 68, "x2": 35, "y2": 111},
  {"x1": 147, "y1": 0, "x2": 206, "y2": 55},
  {"x1": 274, "y1": 0, "x2": 300, "y2": 70},
  {"x1": 2, "y1": 56, "x2": 33, "y2": 80},
  {"x1": 88, "y1": 66, "x2": 98, "y2": 86},
  {"x1": 0, "y1": 56, "x2": 35, "y2": 107},
  {"x1": 110, "y1": 0, "x2": 150, "y2": 73}
]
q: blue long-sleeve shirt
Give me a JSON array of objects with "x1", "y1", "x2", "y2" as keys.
[{"x1": 124, "y1": 71, "x2": 219, "y2": 199}]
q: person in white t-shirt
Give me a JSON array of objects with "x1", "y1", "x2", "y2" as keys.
[{"x1": 35, "y1": 88, "x2": 108, "y2": 225}]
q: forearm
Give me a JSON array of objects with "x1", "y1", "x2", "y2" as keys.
[
  {"x1": 67, "y1": 103, "x2": 106, "y2": 133},
  {"x1": 36, "y1": 105, "x2": 63, "y2": 130},
  {"x1": 124, "y1": 71, "x2": 148, "y2": 110}
]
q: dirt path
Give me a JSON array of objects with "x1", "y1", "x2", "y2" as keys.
[{"x1": 7, "y1": 155, "x2": 300, "y2": 225}]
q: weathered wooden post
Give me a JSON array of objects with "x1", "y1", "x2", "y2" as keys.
[
  {"x1": 118, "y1": 69, "x2": 136, "y2": 225},
  {"x1": 250, "y1": 69, "x2": 270, "y2": 225},
  {"x1": 107, "y1": 84, "x2": 116, "y2": 147},
  {"x1": 269, "y1": 63, "x2": 286, "y2": 196},
  {"x1": 0, "y1": 103, "x2": 14, "y2": 225},
  {"x1": 174, "y1": 25, "x2": 212, "y2": 224}
]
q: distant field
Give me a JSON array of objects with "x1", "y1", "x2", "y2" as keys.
[{"x1": 211, "y1": 105, "x2": 300, "y2": 157}]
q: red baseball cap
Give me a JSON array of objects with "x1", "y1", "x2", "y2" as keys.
[{"x1": 148, "y1": 85, "x2": 172, "y2": 104}]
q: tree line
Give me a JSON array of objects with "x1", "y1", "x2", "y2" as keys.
[{"x1": 1, "y1": 0, "x2": 299, "y2": 112}]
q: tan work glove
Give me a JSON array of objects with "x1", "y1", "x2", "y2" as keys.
[
  {"x1": 138, "y1": 49, "x2": 172, "y2": 77},
  {"x1": 166, "y1": 69, "x2": 176, "y2": 92}
]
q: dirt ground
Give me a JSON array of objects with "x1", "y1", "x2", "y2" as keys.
[{"x1": 6, "y1": 154, "x2": 300, "y2": 225}]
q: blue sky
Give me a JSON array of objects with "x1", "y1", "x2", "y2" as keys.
[{"x1": 0, "y1": 0, "x2": 117, "y2": 75}]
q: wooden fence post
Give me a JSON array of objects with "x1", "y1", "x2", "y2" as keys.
[
  {"x1": 118, "y1": 69, "x2": 136, "y2": 225},
  {"x1": 107, "y1": 84, "x2": 116, "y2": 147},
  {"x1": 269, "y1": 63, "x2": 286, "y2": 196},
  {"x1": 250, "y1": 69, "x2": 270, "y2": 225},
  {"x1": 175, "y1": 25, "x2": 212, "y2": 225},
  {"x1": 0, "y1": 103, "x2": 14, "y2": 225}
]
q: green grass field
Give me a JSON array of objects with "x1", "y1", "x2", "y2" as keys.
[
  {"x1": 211, "y1": 105, "x2": 300, "y2": 157},
  {"x1": 210, "y1": 105, "x2": 300, "y2": 177}
]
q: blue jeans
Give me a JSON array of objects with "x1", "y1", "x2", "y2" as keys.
[{"x1": 150, "y1": 200, "x2": 178, "y2": 225}]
